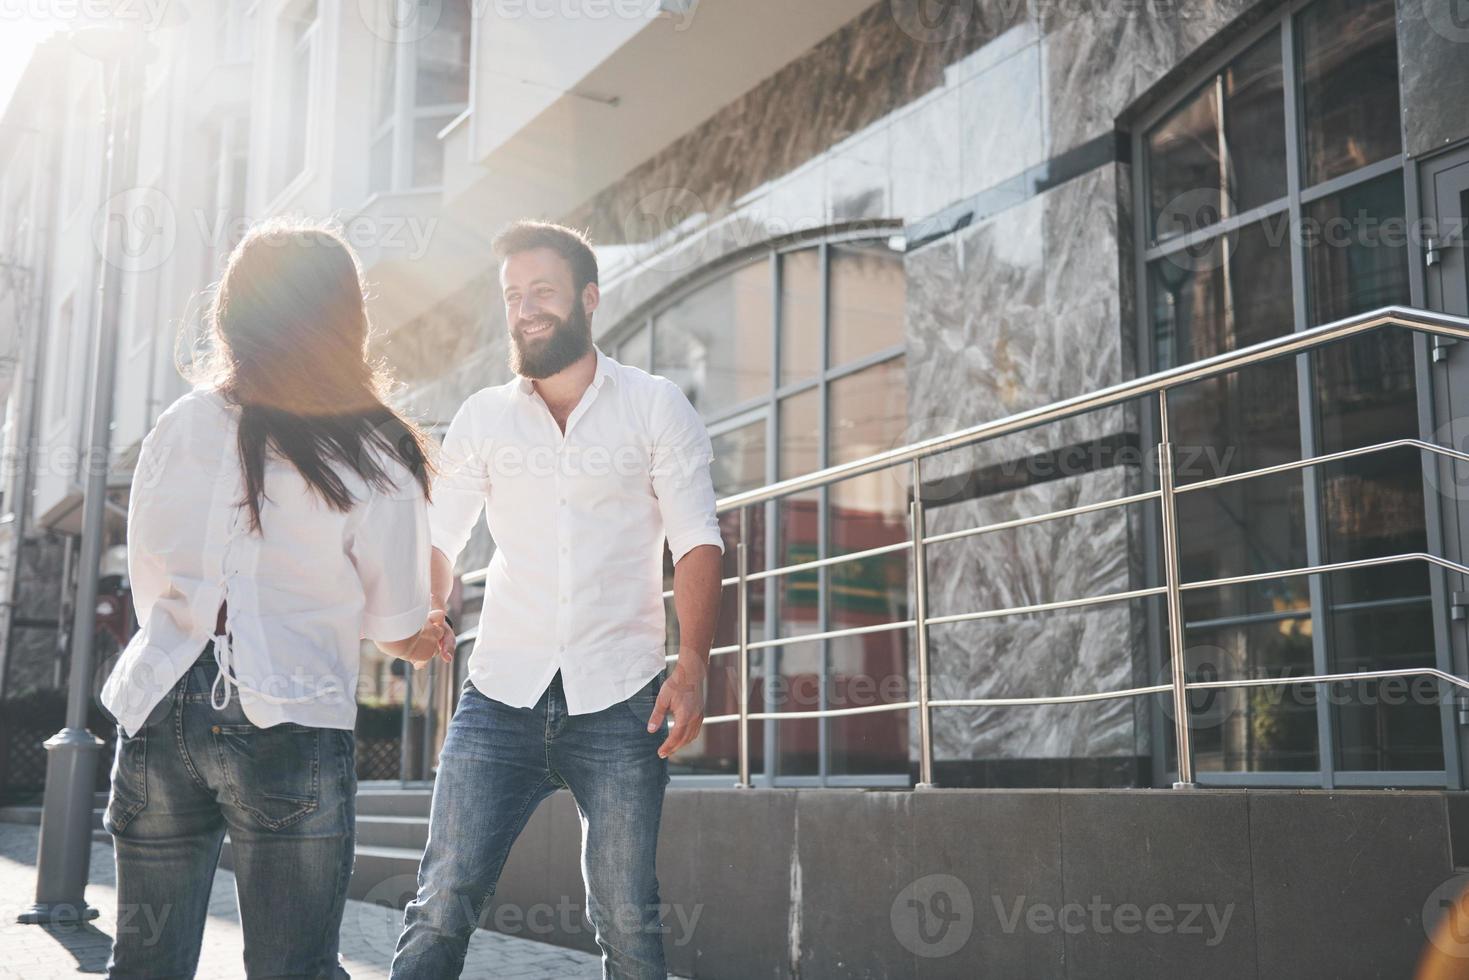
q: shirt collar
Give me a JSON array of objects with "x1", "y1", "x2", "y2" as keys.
[{"x1": 516, "y1": 345, "x2": 616, "y2": 396}]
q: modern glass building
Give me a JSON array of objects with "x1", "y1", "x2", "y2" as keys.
[{"x1": 2, "y1": 0, "x2": 1469, "y2": 802}]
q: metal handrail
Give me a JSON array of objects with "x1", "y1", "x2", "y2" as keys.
[{"x1": 459, "y1": 305, "x2": 1469, "y2": 790}]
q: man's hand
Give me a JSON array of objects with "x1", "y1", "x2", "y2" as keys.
[
  {"x1": 647, "y1": 654, "x2": 707, "y2": 759},
  {"x1": 401, "y1": 609, "x2": 453, "y2": 671}
]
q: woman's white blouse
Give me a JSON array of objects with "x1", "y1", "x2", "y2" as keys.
[{"x1": 100, "y1": 387, "x2": 432, "y2": 738}]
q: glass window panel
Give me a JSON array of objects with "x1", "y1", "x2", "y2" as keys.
[
  {"x1": 1305, "y1": 171, "x2": 1409, "y2": 327},
  {"x1": 1183, "y1": 615, "x2": 1319, "y2": 772},
  {"x1": 711, "y1": 419, "x2": 767, "y2": 498},
  {"x1": 412, "y1": 114, "x2": 454, "y2": 188},
  {"x1": 776, "y1": 391, "x2": 821, "y2": 777},
  {"x1": 826, "y1": 360, "x2": 910, "y2": 778},
  {"x1": 655, "y1": 261, "x2": 773, "y2": 416},
  {"x1": 1298, "y1": 0, "x2": 1401, "y2": 187},
  {"x1": 827, "y1": 635, "x2": 910, "y2": 776},
  {"x1": 779, "y1": 248, "x2": 821, "y2": 384},
  {"x1": 375, "y1": 40, "x2": 397, "y2": 125},
  {"x1": 617, "y1": 324, "x2": 650, "y2": 372},
  {"x1": 1150, "y1": 215, "x2": 1294, "y2": 370},
  {"x1": 1222, "y1": 30, "x2": 1287, "y2": 213},
  {"x1": 829, "y1": 242, "x2": 906, "y2": 366},
  {"x1": 415, "y1": 0, "x2": 472, "y2": 107},
  {"x1": 369, "y1": 128, "x2": 393, "y2": 195},
  {"x1": 1147, "y1": 31, "x2": 1286, "y2": 243},
  {"x1": 1327, "y1": 595, "x2": 1441, "y2": 772}
]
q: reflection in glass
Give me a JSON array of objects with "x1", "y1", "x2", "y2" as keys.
[
  {"x1": 1305, "y1": 171, "x2": 1409, "y2": 328},
  {"x1": 711, "y1": 419, "x2": 767, "y2": 497},
  {"x1": 413, "y1": 114, "x2": 455, "y2": 187},
  {"x1": 777, "y1": 391, "x2": 821, "y2": 776},
  {"x1": 1150, "y1": 216, "x2": 1294, "y2": 370},
  {"x1": 1185, "y1": 614, "x2": 1318, "y2": 772},
  {"x1": 829, "y1": 242, "x2": 906, "y2": 367},
  {"x1": 780, "y1": 248, "x2": 821, "y2": 385},
  {"x1": 1299, "y1": 0, "x2": 1400, "y2": 187},
  {"x1": 1146, "y1": 30, "x2": 1286, "y2": 241},
  {"x1": 415, "y1": 0, "x2": 472, "y2": 106},
  {"x1": 827, "y1": 359, "x2": 910, "y2": 776},
  {"x1": 655, "y1": 261, "x2": 772, "y2": 415}
]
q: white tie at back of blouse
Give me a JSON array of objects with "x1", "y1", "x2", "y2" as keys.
[{"x1": 208, "y1": 507, "x2": 342, "y2": 712}]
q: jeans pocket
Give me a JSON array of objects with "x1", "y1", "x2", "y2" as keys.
[
  {"x1": 103, "y1": 729, "x2": 148, "y2": 835},
  {"x1": 212, "y1": 722, "x2": 322, "y2": 832},
  {"x1": 623, "y1": 673, "x2": 663, "y2": 728}
]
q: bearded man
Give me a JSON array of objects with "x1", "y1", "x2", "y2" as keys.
[{"x1": 389, "y1": 220, "x2": 724, "y2": 980}]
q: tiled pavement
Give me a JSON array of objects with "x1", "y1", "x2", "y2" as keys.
[{"x1": 0, "y1": 821, "x2": 609, "y2": 979}]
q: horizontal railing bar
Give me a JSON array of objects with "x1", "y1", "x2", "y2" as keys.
[
  {"x1": 696, "y1": 668, "x2": 1469, "y2": 727},
  {"x1": 926, "y1": 586, "x2": 1168, "y2": 627},
  {"x1": 1185, "y1": 666, "x2": 1469, "y2": 693},
  {"x1": 747, "y1": 539, "x2": 913, "y2": 584},
  {"x1": 660, "y1": 539, "x2": 914, "y2": 599},
  {"x1": 1181, "y1": 552, "x2": 1469, "y2": 593},
  {"x1": 712, "y1": 307, "x2": 1469, "y2": 513},
  {"x1": 467, "y1": 308, "x2": 1469, "y2": 596},
  {"x1": 1177, "y1": 438, "x2": 1469, "y2": 494},
  {"x1": 660, "y1": 490, "x2": 1165, "y2": 601},
  {"x1": 1184, "y1": 593, "x2": 1430, "y2": 632},
  {"x1": 748, "y1": 619, "x2": 915, "y2": 652},
  {"x1": 923, "y1": 489, "x2": 1163, "y2": 548}
]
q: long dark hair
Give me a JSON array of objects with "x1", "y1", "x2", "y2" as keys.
[{"x1": 188, "y1": 218, "x2": 434, "y2": 533}]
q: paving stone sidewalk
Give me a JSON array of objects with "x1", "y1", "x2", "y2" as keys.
[{"x1": 0, "y1": 821, "x2": 610, "y2": 979}]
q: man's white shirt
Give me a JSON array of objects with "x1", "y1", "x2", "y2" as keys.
[{"x1": 429, "y1": 347, "x2": 724, "y2": 714}]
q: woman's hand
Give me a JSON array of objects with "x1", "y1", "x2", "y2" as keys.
[{"x1": 396, "y1": 609, "x2": 453, "y2": 670}]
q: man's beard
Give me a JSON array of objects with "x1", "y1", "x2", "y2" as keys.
[{"x1": 509, "y1": 297, "x2": 593, "y2": 380}]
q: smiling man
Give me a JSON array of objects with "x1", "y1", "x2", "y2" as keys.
[{"x1": 389, "y1": 220, "x2": 724, "y2": 980}]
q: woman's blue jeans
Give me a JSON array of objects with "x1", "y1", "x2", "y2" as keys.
[{"x1": 102, "y1": 642, "x2": 357, "y2": 979}]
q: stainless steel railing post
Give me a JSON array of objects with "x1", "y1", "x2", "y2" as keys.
[
  {"x1": 735, "y1": 505, "x2": 753, "y2": 788},
  {"x1": 911, "y1": 459, "x2": 936, "y2": 789},
  {"x1": 1157, "y1": 391, "x2": 1197, "y2": 789}
]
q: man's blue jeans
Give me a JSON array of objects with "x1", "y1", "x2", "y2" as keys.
[
  {"x1": 102, "y1": 643, "x2": 357, "y2": 979},
  {"x1": 390, "y1": 669, "x2": 670, "y2": 979}
]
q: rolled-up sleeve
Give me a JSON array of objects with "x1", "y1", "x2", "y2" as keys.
[
  {"x1": 650, "y1": 379, "x2": 724, "y2": 564},
  {"x1": 428, "y1": 393, "x2": 493, "y2": 568},
  {"x1": 349, "y1": 474, "x2": 432, "y2": 642}
]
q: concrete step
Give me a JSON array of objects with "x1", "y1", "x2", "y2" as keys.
[
  {"x1": 355, "y1": 814, "x2": 428, "y2": 852},
  {"x1": 354, "y1": 784, "x2": 432, "y2": 818}
]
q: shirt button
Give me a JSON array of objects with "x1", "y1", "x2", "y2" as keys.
[{"x1": 211, "y1": 725, "x2": 220, "y2": 734}]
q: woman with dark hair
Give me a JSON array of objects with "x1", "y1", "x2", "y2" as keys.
[{"x1": 99, "y1": 218, "x2": 449, "y2": 979}]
